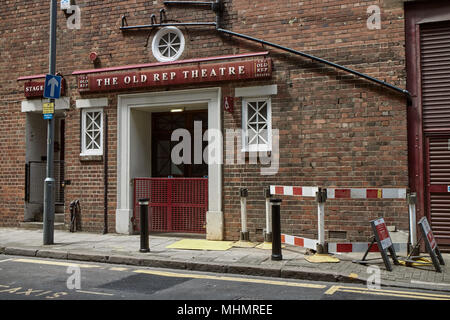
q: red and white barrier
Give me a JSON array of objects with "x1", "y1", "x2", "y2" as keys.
[
  {"x1": 269, "y1": 185, "x2": 414, "y2": 253},
  {"x1": 328, "y1": 242, "x2": 408, "y2": 253},
  {"x1": 270, "y1": 185, "x2": 408, "y2": 200},
  {"x1": 270, "y1": 185, "x2": 323, "y2": 251},
  {"x1": 326, "y1": 188, "x2": 407, "y2": 200},
  {"x1": 270, "y1": 185, "x2": 318, "y2": 198},
  {"x1": 281, "y1": 234, "x2": 318, "y2": 250}
]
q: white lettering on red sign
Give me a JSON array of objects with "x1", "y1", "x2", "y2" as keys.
[
  {"x1": 373, "y1": 218, "x2": 392, "y2": 250},
  {"x1": 78, "y1": 59, "x2": 272, "y2": 93},
  {"x1": 421, "y1": 218, "x2": 437, "y2": 251}
]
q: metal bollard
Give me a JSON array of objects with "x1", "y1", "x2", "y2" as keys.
[
  {"x1": 240, "y1": 188, "x2": 249, "y2": 241},
  {"x1": 139, "y1": 198, "x2": 150, "y2": 253},
  {"x1": 407, "y1": 192, "x2": 418, "y2": 255},
  {"x1": 316, "y1": 188, "x2": 327, "y2": 254},
  {"x1": 264, "y1": 187, "x2": 272, "y2": 243},
  {"x1": 271, "y1": 198, "x2": 283, "y2": 261}
]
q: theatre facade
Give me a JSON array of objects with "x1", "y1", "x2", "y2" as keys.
[{"x1": 1, "y1": 0, "x2": 449, "y2": 252}]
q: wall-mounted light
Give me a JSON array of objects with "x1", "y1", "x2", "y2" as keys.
[
  {"x1": 89, "y1": 52, "x2": 99, "y2": 63},
  {"x1": 170, "y1": 108, "x2": 184, "y2": 113}
]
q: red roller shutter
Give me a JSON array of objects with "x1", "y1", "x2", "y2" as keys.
[
  {"x1": 421, "y1": 22, "x2": 450, "y2": 252},
  {"x1": 425, "y1": 137, "x2": 450, "y2": 252},
  {"x1": 420, "y1": 23, "x2": 450, "y2": 133}
]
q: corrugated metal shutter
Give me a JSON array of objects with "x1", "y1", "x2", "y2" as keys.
[
  {"x1": 426, "y1": 137, "x2": 450, "y2": 252},
  {"x1": 420, "y1": 24, "x2": 450, "y2": 133}
]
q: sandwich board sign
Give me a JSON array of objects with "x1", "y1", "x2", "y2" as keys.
[
  {"x1": 373, "y1": 218, "x2": 393, "y2": 250},
  {"x1": 353, "y1": 218, "x2": 400, "y2": 272},
  {"x1": 418, "y1": 217, "x2": 445, "y2": 273}
]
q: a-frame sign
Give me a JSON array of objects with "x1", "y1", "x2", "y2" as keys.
[
  {"x1": 406, "y1": 217, "x2": 446, "y2": 273},
  {"x1": 353, "y1": 218, "x2": 400, "y2": 272}
]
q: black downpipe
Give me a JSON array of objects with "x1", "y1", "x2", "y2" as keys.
[
  {"x1": 103, "y1": 112, "x2": 108, "y2": 234},
  {"x1": 120, "y1": 0, "x2": 411, "y2": 98},
  {"x1": 120, "y1": 22, "x2": 217, "y2": 30},
  {"x1": 216, "y1": 27, "x2": 411, "y2": 98}
]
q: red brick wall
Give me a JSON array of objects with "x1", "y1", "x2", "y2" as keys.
[
  {"x1": 222, "y1": 0, "x2": 409, "y2": 241},
  {"x1": 0, "y1": 1, "x2": 409, "y2": 239}
]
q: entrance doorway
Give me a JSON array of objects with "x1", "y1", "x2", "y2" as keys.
[
  {"x1": 132, "y1": 107, "x2": 209, "y2": 234},
  {"x1": 152, "y1": 110, "x2": 208, "y2": 178},
  {"x1": 116, "y1": 88, "x2": 223, "y2": 239},
  {"x1": 25, "y1": 113, "x2": 65, "y2": 222}
]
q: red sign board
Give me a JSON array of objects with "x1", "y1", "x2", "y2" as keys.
[
  {"x1": 420, "y1": 217, "x2": 437, "y2": 251},
  {"x1": 373, "y1": 218, "x2": 392, "y2": 250},
  {"x1": 24, "y1": 79, "x2": 65, "y2": 99},
  {"x1": 78, "y1": 59, "x2": 272, "y2": 93}
]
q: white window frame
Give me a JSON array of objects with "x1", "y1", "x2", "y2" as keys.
[
  {"x1": 81, "y1": 108, "x2": 104, "y2": 156},
  {"x1": 242, "y1": 97, "x2": 272, "y2": 152},
  {"x1": 151, "y1": 27, "x2": 186, "y2": 62}
]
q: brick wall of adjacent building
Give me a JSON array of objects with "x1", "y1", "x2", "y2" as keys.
[{"x1": 0, "y1": 0, "x2": 410, "y2": 240}]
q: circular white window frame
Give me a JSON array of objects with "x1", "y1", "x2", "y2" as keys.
[{"x1": 152, "y1": 27, "x2": 186, "y2": 62}]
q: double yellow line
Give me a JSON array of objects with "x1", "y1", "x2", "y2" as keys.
[
  {"x1": 10, "y1": 258, "x2": 450, "y2": 300},
  {"x1": 134, "y1": 269, "x2": 327, "y2": 289},
  {"x1": 325, "y1": 285, "x2": 450, "y2": 300}
]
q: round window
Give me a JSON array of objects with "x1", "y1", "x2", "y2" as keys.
[{"x1": 152, "y1": 27, "x2": 185, "y2": 62}]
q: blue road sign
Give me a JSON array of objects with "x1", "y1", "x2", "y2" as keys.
[
  {"x1": 44, "y1": 114, "x2": 54, "y2": 120},
  {"x1": 44, "y1": 74, "x2": 62, "y2": 99}
]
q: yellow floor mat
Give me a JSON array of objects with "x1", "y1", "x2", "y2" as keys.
[
  {"x1": 305, "y1": 254, "x2": 340, "y2": 263},
  {"x1": 398, "y1": 257, "x2": 432, "y2": 267},
  {"x1": 166, "y1": 239, "x2": 234, "y2": 251}
]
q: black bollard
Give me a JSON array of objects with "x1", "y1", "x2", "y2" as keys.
[
  {"x1": 271, "y1": 198, "x2": 283, "y2": 261},
  {"x1": 139, "y1": 198, "x2": 150, "y2": 253}
]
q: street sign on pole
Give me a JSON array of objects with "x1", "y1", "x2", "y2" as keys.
[
  {"x1": 43, "y1": 102, "x2": 55, "y2": 120},
  {"x1": 44, "y1": 74, "x2": 62, "y2": 99},
  {"x1": 43, "y1": 0, "x2": 58, "y2": 245}
]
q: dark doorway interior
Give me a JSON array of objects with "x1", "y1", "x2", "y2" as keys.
[{"x1": 152, "y1": 110, "x2": 208, "y2": 178}]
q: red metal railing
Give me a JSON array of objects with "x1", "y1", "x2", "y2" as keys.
[{"x1": 133, "y1": 178, "x2": 208, "y2": 234}]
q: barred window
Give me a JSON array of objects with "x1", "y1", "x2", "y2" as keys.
[
  {"x1": 81, "y1": 108, "x2": 103, "y2": 156},
  {"x1": 242, "y1": 97, "x2": 272, "y2": 152}
]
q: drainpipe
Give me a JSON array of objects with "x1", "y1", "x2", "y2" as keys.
[
  {"x1": 216, "y1": 27, "x2": 411, "y2": 98},
  {"x1": 103, "y1": 112, "x2": 108, "y2": 234},
  {"x1": 122, "y1": 0, "x2": 411, "y2": 99}
]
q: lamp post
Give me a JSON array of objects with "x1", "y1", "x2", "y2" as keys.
[{"x1": 43, "y1": 0, "x2": 57, "y2": 245}]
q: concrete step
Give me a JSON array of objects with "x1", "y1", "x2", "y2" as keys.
[
  {"x1": 55, "y1": 205, "x2": 65, "y2": 214},
  {"x1": 19, "y1": 222, "x2": 66, "y2": 231}
]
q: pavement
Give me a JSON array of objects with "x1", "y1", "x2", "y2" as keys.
[{"x1": 1, "y1": 227, "x2": 449, "y2": 293}]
